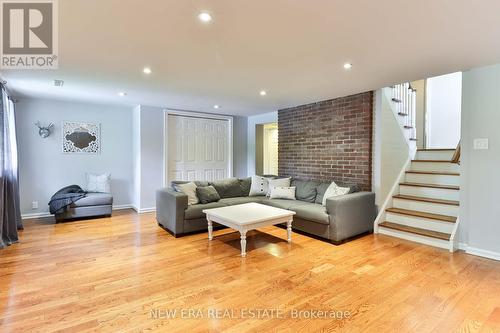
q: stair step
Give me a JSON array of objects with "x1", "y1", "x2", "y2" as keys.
[
  {"x1": 412, "y1": 160, "x2": 453, "y2": 163},
  {"x1": 417, "y1": 148, "x2": 455, "y2": 151},
  {"x1": 386, "y1": 208, "x2": 456, "y2": 223},
  {"x1": 399, "y1": 182, "x2": 459, "y2": 190},
  {"x1": 379, "y1": 222, "x2": 451, "y2": 241},
  {"x1": 406, "y1": 171, "x2": 459, "y2": 176},
  {"x1": 393, "y1": 194, "x2": 459, "y2": 206}
]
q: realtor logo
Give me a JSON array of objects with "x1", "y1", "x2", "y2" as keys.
[{"x1": 1, "y1": 0, "x2": 58, "y2": 69}]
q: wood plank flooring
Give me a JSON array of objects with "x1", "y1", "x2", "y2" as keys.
[{"x1": 1, "y1": 209, "x2": 500, "y2": 332}]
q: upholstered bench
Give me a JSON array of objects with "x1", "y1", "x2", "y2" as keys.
[{"x1": 55, "y1": 192, "x2": 113, "y2": 222}]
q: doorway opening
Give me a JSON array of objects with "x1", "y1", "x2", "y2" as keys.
[
  {"x1": 255, "y1": 122, "x2": 278, "y2": 176},
  {"x1": 425, "y1": 72, "x2": 462, "y2": 148}
]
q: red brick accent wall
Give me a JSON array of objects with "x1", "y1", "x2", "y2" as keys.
[{"x1": 278, "y1": 91, "x2": 373, "y2": 191}]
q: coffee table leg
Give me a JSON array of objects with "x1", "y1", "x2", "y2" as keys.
[
  {"x1": 207, "y1": 219, "x2": 213, "y2": 241},
  {"x1": 240, "y1": 230, "x2": 247, "y2": 257},
  {"x1": 287, "y1": 220, "x2": 292, "y2": 242}
]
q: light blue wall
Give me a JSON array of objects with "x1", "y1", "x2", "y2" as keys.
[
  {"x1": 16, "y1": 97, "x2": 251, "y2": 215},
  {"x1": 233, "y1": 116, "x2": 248, "y2": 178},
  {"x1": 460, "y1": 64, "x2": 500, "y2": 257},
  {"x1": 16, "y1": 98, "x2": 134, "y2": 216},
  {"x1": 246, "y1": 111, "x2": 278, "y2": 176},
  {"x1": 139, "y1": 106, "x2": 164, "y2": 210}
]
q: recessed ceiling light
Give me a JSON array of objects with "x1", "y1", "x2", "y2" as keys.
[
  {"x1": 343, "y1": 63, "x2": 353, "y2": 70},
  {"x1": 198, "y1": 12, "x2": 212, "y2": 22},
  {"x1": 260, "y1": 90, "x2": 267, "y2": 96},
  {"x1": 213, "y1": 105, "x2": 220, "y2": 109},
  {"x1": 117, "y1": 92, "x2": 127, "y2": 97},
  {"x1": 143, "y1": 67, "x2": 152, "y2": 74}
]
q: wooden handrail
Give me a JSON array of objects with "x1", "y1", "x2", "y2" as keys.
[{"x1": 451, "y1": 141, "x2": 460, "y2": 164}]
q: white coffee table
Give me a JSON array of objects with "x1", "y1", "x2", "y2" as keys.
[{"x1": 203, "y1": 202, "x2": 296, "y2": 257}]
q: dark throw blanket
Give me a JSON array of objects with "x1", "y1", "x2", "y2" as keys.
[{"x1": 48, "y1": 185, "x2": 87, "y2": 214}]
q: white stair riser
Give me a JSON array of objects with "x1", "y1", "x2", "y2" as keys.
[
  {"x1": 410, "y1": 162, "x2": 460, "y2": 173},
  {"x1": 399, "y1": 185, "x2": 459, "y2": 201},
  {"x1": 416, "y1": 150, "x2": 455, "y2": 161},
  {"x1": 378, "y1": 227, "x2": 450, "y2": 250},
  {"x1": 405, "y1": 173, "x2": 460, "y2": 186},
  {"x1": 386, "y1": 213, "x2": 455, "y2": 233},
  {"x1": 393, "y1": 198, "x2": 459, "y2": 217}
]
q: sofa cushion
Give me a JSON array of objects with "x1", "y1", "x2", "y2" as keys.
[
  {"x1": 239, "y1": 177, "x2": 252, "y2": 196},
  {"x1": 261, "y1": 198, "x2": 302, "y2": 210},
  {"x1": 70, "y1": 193, "x2": 113, "y2": 207},
  {"x1": 209, "y1": 178, "x2": 242, "y2": 198},
  {"x1": 291, "y1": 203, "x2": 330, "y2": 225},
  {"x1": 315, "y1": 183, "x2": 330, "y2": 204},
  {"x1": 219, "y1": 196, "x2": 262, "y2": 206},
  {"x1": 184, "y1": 202, "x2": 227, "y2": 220},
  {"x1": 196, "y1": 185, "x2": 220, "y2": 204},
  {"x1": 291, "y1": 179, "x2": 320, "y2": 203}
]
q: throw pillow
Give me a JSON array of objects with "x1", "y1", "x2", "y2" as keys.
[
  {"x1": 267, "y1": 177, "x2": 291, "y2": 196},
  {"x1": 239, "y1": 177, "x2": 252, "y2": 196},
  {"x1": 196, "y1": 186, "x2": 220, "y2": 204},
  {"x1": 269, "y1": 186, "x2": 296, "y2": 200},
  {"x1": 176, "y1": 182, "x2": 199, "y2": 205},
  {"x1": 86, "y1": 173, "x2": 111, "y2": 193},
  {"x1": 209, "y1": 178, "x2": 241, "y2": 198},
  {"x1": 249, "y1": 175, "x2": 270, "y2": 196},
  {"x1": 322, "y1": 181, "x2": 350, "y2": 206}
]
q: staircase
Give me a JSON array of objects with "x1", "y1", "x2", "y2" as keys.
[{"x1": 377, "y1": 148, "x2": 460, "y2": 251}]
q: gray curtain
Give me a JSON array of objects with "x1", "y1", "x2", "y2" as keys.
[{"x1": 0, "y1": 84, "x2": 22, "y2": 248}]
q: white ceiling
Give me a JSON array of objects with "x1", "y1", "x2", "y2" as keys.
[{"x1": 2, "y1": 0, "x2": 500, "y2": 116}]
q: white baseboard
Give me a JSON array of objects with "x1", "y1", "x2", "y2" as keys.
[
  {"x1": 21, "y1": 204, "x2": 140, "y2": 220},
  {"x1": 21, "y1": 212, "x2": 53, "y2": 220},
  {"x1": 131, "y1": 206, "x2": 156, "y2": 213},
  {"x1": 457, "y1": 243, "x2": 500, "y2": 261},
  {"x1": 465, "y1": 246, "x2": 500, "y2": 261},
  {"x1": 112, "y1": 204, "x2": 134, "y2": 211}
]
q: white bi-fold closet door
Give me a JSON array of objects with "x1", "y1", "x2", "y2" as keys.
[{"x1": 167, "y1": 114, "x2": 231, "y2": 183}]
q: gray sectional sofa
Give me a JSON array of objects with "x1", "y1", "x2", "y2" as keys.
[{"x1": 156, "y1": 177, "x2": 376, "y2": 244}]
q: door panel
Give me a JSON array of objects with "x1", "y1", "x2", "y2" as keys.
[{"x1": 168, "y1": 115, "x2": 230, "y2": 183}]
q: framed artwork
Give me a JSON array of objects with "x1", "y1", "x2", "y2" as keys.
[{"x1": 62, "y1": 121, "x2": 100, "y2": 154}]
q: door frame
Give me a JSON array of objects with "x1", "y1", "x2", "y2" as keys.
[{"x1": 163, "y1": 109, "x2": 233, "y2": 187}]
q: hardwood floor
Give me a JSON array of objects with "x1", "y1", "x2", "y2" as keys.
[{"x1": 1, "y1": 209, "x2": 500, "y2": 332}]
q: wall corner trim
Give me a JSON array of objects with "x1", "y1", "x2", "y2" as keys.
[{"x1": 458, "y1": 242, "x2": 500, "y2": 261}]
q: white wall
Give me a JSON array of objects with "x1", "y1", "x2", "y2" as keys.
[
  {"x1": 139, "y1": 106, "x2": 164, "y2": 210},
  {"x1": 132, "y1": 105, "x2": 141, "y2": 209},
  {"x1": 16, "y1": 98, "x2": 134, "y2": 216},
  {"x1": 411, "y1": 80, "x2": 426, "y2": 149},
  {"x1": 233, "y1": 116, "x2": 248, "y2": 177},
  {"x1": 460, "y1": 64, "x2": 500, "y2": 260},
  {"x1": 372, "y1": 90, "x2": 410, "y2": 207},
  {"x1": 247, "y1": 111, "x2": 278, "y2": 176},
  {"x1": 426, "y1": 72, "x2": 462, "y2": 148}
]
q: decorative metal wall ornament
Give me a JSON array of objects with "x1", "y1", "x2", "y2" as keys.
[
  {"x1": 35, "y1": 121, "x2": 54, "y2": 138},
  {"x1": 62, "y1": 121, "x2": 100, "y2": 154}
]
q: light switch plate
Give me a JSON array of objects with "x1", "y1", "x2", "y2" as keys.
[
  {"x1": 474, "y1": 138, "x2": 489, "y2": 150},
  {"x1": 32, "y1": 201, "x2": 38, "y2": 209}
]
